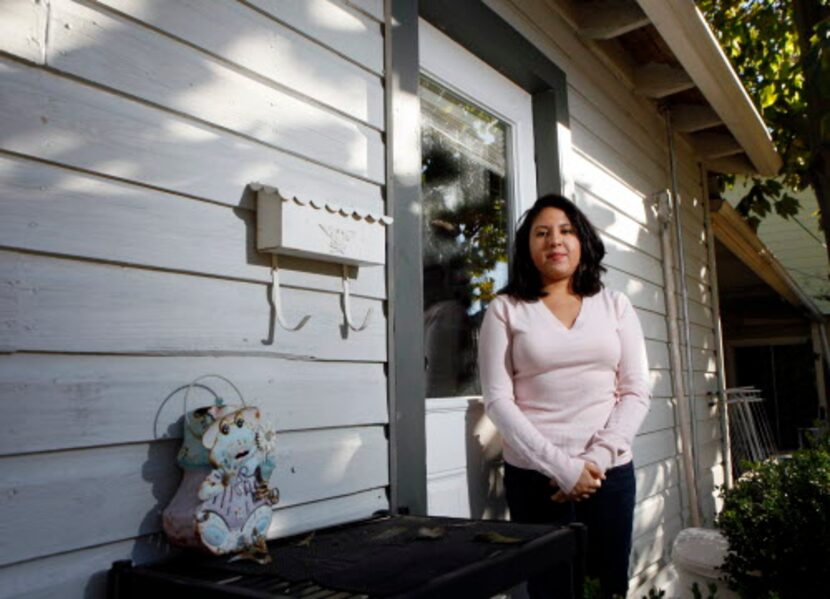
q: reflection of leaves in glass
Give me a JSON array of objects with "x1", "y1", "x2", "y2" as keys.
[
  {"x1": 420, "y1": 76, "x2": 510, "y2": 397},
  {"x1": 421, "y1": 129, "x2": 507, "y2": 306}
]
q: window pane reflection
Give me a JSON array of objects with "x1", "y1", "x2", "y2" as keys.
[{"x1": 420, "y1": 76, "x2": 510, "y2": 398}]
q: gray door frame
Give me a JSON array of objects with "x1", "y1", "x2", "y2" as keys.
[{"x1": 386, "y1": 0, "x2": 570, "y2": 515}]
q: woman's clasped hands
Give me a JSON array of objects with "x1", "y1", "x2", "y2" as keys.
[{"x1": 551, "y1": 462, "x2": 605, "y2": 503}]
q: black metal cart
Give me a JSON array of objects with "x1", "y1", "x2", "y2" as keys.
[{"x1": 109, "y1": 515, "x2": 586, "y2": 599}]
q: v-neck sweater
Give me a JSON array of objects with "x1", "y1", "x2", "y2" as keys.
[{"x1": 478, "y1": 288, "x2": 650, "y2": 494}]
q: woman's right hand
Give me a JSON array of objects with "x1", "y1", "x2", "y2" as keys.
[{"x1": 551, "y1": 462, "x2": 604, "y2": 502}]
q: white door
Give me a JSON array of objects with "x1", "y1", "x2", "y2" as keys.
[{"x1": 419, "y1": 19, "x2": 537, "y2": 517}]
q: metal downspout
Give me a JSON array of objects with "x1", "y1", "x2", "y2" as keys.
[
  {"x1": 662, "y1": 109, "x2": 703, "y2": 526},
  {"x1": 701, "y1": 169, "x2": 733, "y2": 491},
  {"x1": 656, "y1": 189, "x2": 702, "y2": 528}
]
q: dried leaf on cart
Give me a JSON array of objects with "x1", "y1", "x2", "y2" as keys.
[
  {"x1": 416, "y1": 526, "x2": 445, "y2": 540},
  {"x1": 474, "y1": 532, "x2": 524, "y2": 544}
]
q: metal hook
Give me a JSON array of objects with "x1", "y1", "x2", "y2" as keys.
[
  {"x1": 341, "y1": 264, "x2": 371, "y2": 331},
  {"x1": 270, "y1": 255, "x2": 311, "y2": 331}
]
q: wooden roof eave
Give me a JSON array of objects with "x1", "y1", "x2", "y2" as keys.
[
  {"x1": 710, "y1": 199, "x2": 824, "y2": 321},
  {"x1": 635, "y1": 0, "x2": 782, "y2": 177}
]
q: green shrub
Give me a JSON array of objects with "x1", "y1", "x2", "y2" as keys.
[{"x1": 717, "y1": 435, "x2": 830, "y2": 598}]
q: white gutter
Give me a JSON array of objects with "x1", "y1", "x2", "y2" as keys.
[
  {"x1": 770, "y1": 255, "x2": 826, "y2": 323},
  {"x1": 636, "y1": 0, "x2": 782, "y2": 176}
]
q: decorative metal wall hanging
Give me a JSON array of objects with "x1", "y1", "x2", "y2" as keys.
[{"x1": 162, "y1": 375, "x2": 279, "y2": 561}]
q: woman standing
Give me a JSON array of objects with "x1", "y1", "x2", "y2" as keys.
[{"x1": 478, "y1": 194, "x2": 650, "y2": 598}]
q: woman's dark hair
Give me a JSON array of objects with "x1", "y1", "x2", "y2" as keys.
[{"x1": 500, "y1": 194, "x2": 606, "y2": 300}]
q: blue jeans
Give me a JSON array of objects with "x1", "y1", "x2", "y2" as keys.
[{"x1": 504, "y1": 461, "x2": 636, "y2": 599}]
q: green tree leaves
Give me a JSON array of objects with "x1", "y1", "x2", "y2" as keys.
[{"x1": 699, "y1": 0, "x2": 830, "y2": 255}]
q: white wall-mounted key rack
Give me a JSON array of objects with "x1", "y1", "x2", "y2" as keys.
[{"x1": 251, "y1": 183, "x2": 392, "y2": 332}]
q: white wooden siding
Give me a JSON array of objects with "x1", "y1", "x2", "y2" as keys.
[
  {"x1": 47, "y1": 0, "x2": 383, "y2": 183},
  {"x1": 651, "y1": 371, "x2": 673, "y2": 398},
  {"x1": 636, "y1": 457, "x2": 681, "y2": 503},
  {"x1": 245, "y1": 0, "x2": 383, "y2": 75},
  {"x1": 0, "y1": 60, "x2": 384, "y2": 212},
  {"x1": 0, "y1": 155, "x2": 386, "y2": 298},
  {"x1": 0, "y1": 1, "x2": 388, "y2": 596},
  {"x1": 0, "y1": 354, "x2": 387, "y2": 455},
  {"x1": 2, "y1": 251, "x2": 386, "y2": 360},
  {"x1": 0, "y1": 0, "x2": 48, "y2": 64},
  {"x1": 577, "y1": 187, "x2": 662, "y2": 258},
  {"x1": 600, "y1": 232, "x2": 665, "y2": 287},
  {"x1": 344, "y1": 0, "x2": 383, "y2": 22},
  {"x1": 641, "y1": 398, "x2": 676, "y2": 435},
  {"x1": 634, "y1": 487, "x2": 682, "y2": 540},
  {"x1": 630, "y1": 516, "x2": 684, "y2": 588},
  {"x1": 639, "y1": 309, "x2": 670, "y2": 342},
  {"x1": 90, "y1": 0, "x2": 384, "y2": 129},
  {"x1": 1, "y1": 428, "x2": 387, "y2": 565},
  {"x1": 604, "y1": 268, "x2": 666, "y2": 315}
]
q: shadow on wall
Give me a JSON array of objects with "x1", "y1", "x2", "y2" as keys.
[
  {"x1": 465, "y1": 400, "x2": 508, "y2": 520},
  {"x1": 83, "y1": 384, "x2": 204, "y2": 597}
]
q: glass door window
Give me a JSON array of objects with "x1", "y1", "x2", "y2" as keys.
[
  {"x1": 420, "y1": 76, "x2": 511, "y2": 398},
  {"x1": 419, "y1": 18, "x2": 536, "y2": 402}
]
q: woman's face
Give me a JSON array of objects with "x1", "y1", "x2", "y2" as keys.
[{"x1": 529, "y1": 207, "x2": 582, "y2": 286}]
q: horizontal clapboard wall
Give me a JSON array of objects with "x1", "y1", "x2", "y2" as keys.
[
  {"x1": 0, "y1": 1, "x2": 389, "y2": 598},
  {"x1": 1, "y1": 250, "x2": 387, "y2": 359},
  {"x1": 46, "y1": 0, "x2": 384, "y2": 182},
  {"x1": 0, "y1": 354, "x2": 387, "y2": 455},
  {"x1": 0, "y1": 154, "x2": 386, "y2": 297},
  {"x1": 1, "y1": 427, "x2": 389, "y2": 566}
]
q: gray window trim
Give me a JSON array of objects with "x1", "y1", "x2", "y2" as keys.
[{"x1": 386, "y1": 0, "x2": 570, "y2": 515}]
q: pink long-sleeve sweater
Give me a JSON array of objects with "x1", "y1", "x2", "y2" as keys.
[{"x1": 478, "y1": 288, "x2": 650, "y2": 494}]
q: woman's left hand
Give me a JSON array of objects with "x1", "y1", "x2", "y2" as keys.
[{"x1": 552, "y1": 462, "x2": 604, "y2": 502}]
